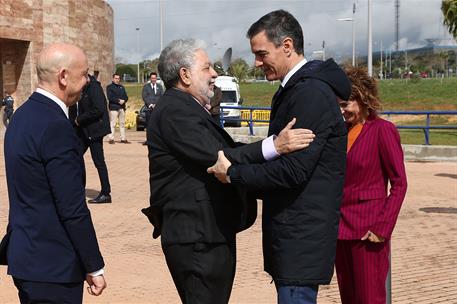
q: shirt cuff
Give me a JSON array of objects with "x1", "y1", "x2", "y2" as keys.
[
  {"x1": 262, "y1": 135, "x2": 280, "y2": 160},
  {"x1": 88, "y1": 268, "x2": 104, "y2": 277}
]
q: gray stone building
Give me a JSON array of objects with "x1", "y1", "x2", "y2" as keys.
[{"x1": 0, "y1": 0, "x2": 114, "y2": 112}]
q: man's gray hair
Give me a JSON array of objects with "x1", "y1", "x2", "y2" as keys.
[{"x1": 158, "y1": 39, "x2": 206, "y2": 89}]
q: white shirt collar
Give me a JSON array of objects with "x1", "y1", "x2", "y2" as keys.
[
  {"x1": 36, "y1": 88, "x2": 69, "y2": 118},
  {"x1": 281, "y1": 58, "x2": 307, "y2": 88}
]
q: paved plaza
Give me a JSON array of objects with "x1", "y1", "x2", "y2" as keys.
[{"x1": 0, "y1": 130, "x2": 456, "y2": 303}]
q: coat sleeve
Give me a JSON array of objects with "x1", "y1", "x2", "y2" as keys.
[
  {"x1": 76, "y1": 82, "x2": 106, "y2": 127},
  {"x1": 228, "y1": 87, "x2": 341, "y2": 191},
  {"x1": 122, "y1": 86, "x2": 129, "y2": 102},
  {"x1": 223, "y1": 141, "x2": 264, "y2": 164},
  {"x1": 371, "y1": 122, "x2": 407, "y2": 239},
  {"x1": 154, "y1": 104, "x2": 226, "y2": 167},
  {"x1": 154, "y1": 104, "x2": 264, "y2": 167},
  {"x1": 40, "y1": 120, "x2": 104, "y2": 273}
]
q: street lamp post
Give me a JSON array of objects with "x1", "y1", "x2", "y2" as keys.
[
  {"x1": 159, "y1": 0, "x2": 163, "y2": 52},
  {"x1": 322, "y1": 40, "x2": 326, "y2": 61},
  {"x1": 136, "y1": 27, "x2": 140, "y2": 83},
  {"x1": 337, "y1": 3, "x2": 356, "y2": 66},
  {"x1": 368, "y1": 0, "x2": 373, "y2": 76}
]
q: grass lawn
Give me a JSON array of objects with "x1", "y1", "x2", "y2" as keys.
[
  {"x1": 121, "y1": 78, "x2": 456, "y2": 145},
  {"x1": 379, "y1": 78, "x2": 457, "y2": 111},
  {"x1": 240, "y1": 78, "x2": 457, "y2": 110},
  {"x1": 399, "y1": 130, "x2": 457, "y2": 146}
]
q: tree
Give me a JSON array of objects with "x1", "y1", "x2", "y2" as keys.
[
  {"x1": 248, "y1": 65, "x2": 265, "y2": 79},
  {"x1": 442, "y1": 0, "x2": 457, "y2": 39},
  {"x1": 115, "y1": 64, "x2": 137, "y2": 79},
  {"x1": 228, "y1": 58, "x2": 249, "y2": 82}
]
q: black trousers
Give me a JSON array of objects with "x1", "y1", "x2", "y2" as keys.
[
  {"x1": 13, "y1": 277, "x2": 83, "y2": 304},
  {"x1": 162, "y1": 240, "x2": 236, "y2": 304},
  {"x1": 80, "y1": 136, "x2": 111, "y2": 195},
  {"x1": 145, "y1": 108, "x2": 153, "y2": 128}
]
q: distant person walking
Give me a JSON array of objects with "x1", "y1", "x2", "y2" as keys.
[
  {"x1": 142, "y1": 72, "x2": 164, "y2": 112},
  {"x1": 2, "y1": 91, "x2": 14, "y2": 127},
  {"x1": 70, "y1": 74, "x2": 112, "y2": 204},
  {"x1": 141, "y1": 72, "x2": 164, "y2": 145},
  {"x1": 107, "y1": 73, "x2": 130, "y2": 144},
  {"x1": 335, "y1": 66, "x2": 407, "y2": 304}
]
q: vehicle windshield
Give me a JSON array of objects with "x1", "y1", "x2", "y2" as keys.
[{"x1": 221, "y1": 91, "x2": 237, "y2": 104}]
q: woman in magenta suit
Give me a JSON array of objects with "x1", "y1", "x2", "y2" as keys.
[{"x1": 335, "y1": 67, "x2": 407, "y2": 304}]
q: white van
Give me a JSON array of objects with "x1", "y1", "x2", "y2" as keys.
[{"x1": 215, "y1": 76, "x2": 243, "y2": 127}]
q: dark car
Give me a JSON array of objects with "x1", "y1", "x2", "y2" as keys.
[{"x1": 135, "y1": 105, "x2": 147, "y2": 131}]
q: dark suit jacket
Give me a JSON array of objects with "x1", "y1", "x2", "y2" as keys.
[
  {"x1": 71, "y1": 75, "x2": 111, "y2": 140},
  {"x1": 338, "y1": 117, "x2": 407, "y2": 240},
  {"x1": 107, "y1": 82, "x2": 128, "y2": 111},
  {"x1": 142, "y1": 82, "x2": 164, "y2": 107},
  {"x1": 147, "y1": 88, "x2": 263, "y2": 245},
  {"x1": 4, "y1": 92, "x2": 104, "y2": 283}
]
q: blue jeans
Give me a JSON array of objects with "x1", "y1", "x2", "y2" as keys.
[{"x1": 275, "y1": 284, "x2": 319, "y2": 304}]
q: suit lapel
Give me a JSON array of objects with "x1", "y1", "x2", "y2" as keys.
[
  {"x1": 270, "y1": 86, "x2": 285, "y2": 121},
  {"x1": 168, "y1": 88, "x2": 236, "y2": 146}
]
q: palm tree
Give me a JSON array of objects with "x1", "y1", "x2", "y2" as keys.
[{"x1": 442, "y1": 0, "x2": 457, "y2": 38}]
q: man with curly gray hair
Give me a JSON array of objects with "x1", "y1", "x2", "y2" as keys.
[{"x1": 143, "y1": 38, "x2": 315, "y2": 303}]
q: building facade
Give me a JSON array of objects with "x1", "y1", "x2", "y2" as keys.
[{"x1": 0, "y1": 0, "x2": 114, "y2": 111}]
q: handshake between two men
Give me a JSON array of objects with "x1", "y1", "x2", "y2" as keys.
[{"x1": 208, "y1": 117, "x2": 315, "y2": 183}]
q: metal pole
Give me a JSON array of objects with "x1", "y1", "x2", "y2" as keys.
[
  {"x1": 159, "y1": 0, "x2": 164, "y2": 52},
  {"x1": 405, "y1": 50, "x2": 408, "y2": 72},
  {"x1": 352, "y1": 3, "x2": 356, "y2": 66},
  {"x1": 136, "y1": 27, "x2": 140, "y2": 83},
  {"x1": 368, "y1": 0, "x2": 373, "y2": 76},
  {"x1": 380, "y1": 41, "x2": 383, "y2": 79},
  {"x1": 322, "y1": 40, "x2": 326, "y2": 61},
  {"x1": 249, "y1": 109, "x2": 254, "y2": 136},
  {"x1": 425, "y1": 114, "x2": 430, "y2": 145},
  {"x1": 389, "y1": 49, "x2": 392, "y2": 76}
]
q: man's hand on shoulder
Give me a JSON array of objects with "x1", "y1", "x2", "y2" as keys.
[
  {"x1": 207, "y1": 151, "x2": 232, "y2": 183},
  {"x1": 274, "y1": 118, "x2": 315, "y2": 154},
  {"x1": 86, "y1": 274, "x2": 107, "y2": 296}
]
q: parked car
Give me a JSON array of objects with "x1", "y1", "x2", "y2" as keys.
[
  {"x1": 135, "y1": 105, "x2": 147, "y2": 131},
  {"x1": 215, "y1": 76, "x2": 243, "y2": 127}
]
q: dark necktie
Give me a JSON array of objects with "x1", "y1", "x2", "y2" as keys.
[
  {"x1": 273, "y1": 85, "x2": 283, "y2": 101},
  {"x1": 271, "y1": 85, "x2": 283, "y2": 109}
]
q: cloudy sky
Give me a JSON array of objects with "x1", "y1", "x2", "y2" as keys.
[{"x1": 105, "y1": 0, "x2": 453, "y2": 65}]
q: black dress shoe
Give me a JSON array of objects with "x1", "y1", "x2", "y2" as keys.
[{"x1": 88, "y1": 194, "x2": 112, "y2": 204}]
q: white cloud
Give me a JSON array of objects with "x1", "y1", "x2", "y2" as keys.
[{"x1": 106, "y1": 0, "x2": 451, "y2": 64}]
